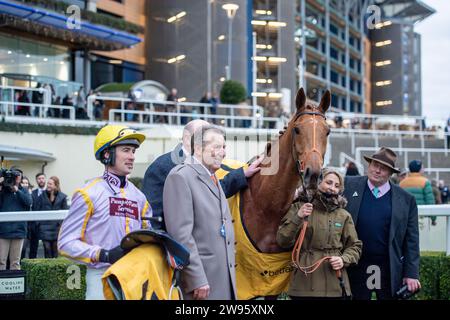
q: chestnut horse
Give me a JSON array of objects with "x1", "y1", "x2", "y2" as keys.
[{"x1": 241, "y1": 88, "x2": 331, "y2": 253}]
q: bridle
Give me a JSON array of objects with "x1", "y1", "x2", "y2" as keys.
[
  {"x1": 289, "y1": 110, "x2": 346, "y2": 298},
  {"x1": 291, "y1": 110, "x2": 327, "y2": 178}
]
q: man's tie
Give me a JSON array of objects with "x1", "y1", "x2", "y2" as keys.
[
  {"x1": 210, "y1": 174, "x2": 218, "y2": 186},
  {"x1": 373, "y1": 187, "x2": 379, "y2": 198}
]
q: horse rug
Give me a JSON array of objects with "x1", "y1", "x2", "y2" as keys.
[{"x1": 217, "y1": 160, "x2": 294, "y2": 300}]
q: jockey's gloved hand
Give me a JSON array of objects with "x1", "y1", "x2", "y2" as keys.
[{"x1": 99, "y1": 245, "x2": 126, "y2": 264}]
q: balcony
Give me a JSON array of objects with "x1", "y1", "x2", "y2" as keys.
[{"x1": 0, "y1": 0, "x2": 142, "y2": 50}]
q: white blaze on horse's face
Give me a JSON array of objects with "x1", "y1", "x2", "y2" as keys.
[{"x1": 295, "y1": 111, "x2": 328, "y2": 166}]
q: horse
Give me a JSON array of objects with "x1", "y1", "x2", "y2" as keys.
[{"x1": 241, "y1": 88, "x2": 331, "y2": 254}]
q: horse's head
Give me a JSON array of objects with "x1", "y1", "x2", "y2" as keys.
[{"x1": 290, "y1": 88, "x2": 331, "y2": 189}]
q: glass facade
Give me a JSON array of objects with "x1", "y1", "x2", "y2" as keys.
[
  {"x1": 0, "y1": 33, "x2": 71, "y2": 83},
  {"x1": 91, "y1": 55, "x2": 144, "y2": 89}
]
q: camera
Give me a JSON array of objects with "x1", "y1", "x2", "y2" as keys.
[
  {"x1": 0, "y1": 168, "x2": 21, "y2": 191},
  {"x1": 395, "y1": 284, "x2": 419, "y2": 300}
]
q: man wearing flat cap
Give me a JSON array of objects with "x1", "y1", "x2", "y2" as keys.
[{"x1": 343, "y1": 147, "x2": 420, "y2": 300}]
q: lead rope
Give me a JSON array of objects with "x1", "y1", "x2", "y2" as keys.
[{"x1": 291, "y1": 217, "x2": 346, "y2": 297}]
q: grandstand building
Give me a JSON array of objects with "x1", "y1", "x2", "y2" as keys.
[
  {"x1": 147, "y1": 0, "x2": 433, "y2": 117},
  {"x1": 0, "y1": 0, "x2": 145, "y2": 96}
]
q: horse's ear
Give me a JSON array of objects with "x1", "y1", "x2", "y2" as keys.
[
  {"x1": 295, "y1": 88, "x2": 306, "y2": 113},
  {"x1": 319, "y1": 90, "x2": 331, "y2": 114}
]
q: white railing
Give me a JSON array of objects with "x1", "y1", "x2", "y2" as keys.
[
  {"x1": 423, "y1": 168, "x2": 450, "y2": 181},
  {"x1": 355, "y1": 147, "x2": 450, "y2": 172},
  {"x1": 108, "y1": 108, "x2": 281, "y2": 129},
  {"x1": 0, "y1": 84, "x2": 52, "y2": 106},
  {"x1": 1, "y1": 205, "x2": 450, "y2": 255},
  {"x1": 88, "y1": 95, "x2": 281, "y2": 129},
  {"x1": 339, "y1": 152, "x2": 365, "y2": 174},
  {"x1": 0, "y1": 101, "x2": 76, "y2": 120},
  {"x1": 328, "y1": 107, "x2": 441, "y2": 131},
  {"x1": 332, "y1": 128, "x2": 449, "y2": 155}
]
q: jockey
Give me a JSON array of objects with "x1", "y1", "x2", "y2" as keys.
[{"x1": 58, "y1": 124, "x2": 152, "y2": 300}]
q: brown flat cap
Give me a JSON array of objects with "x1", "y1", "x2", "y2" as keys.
[{"x1": 363, "y1": 147, "x2": 400, "y2": 173}]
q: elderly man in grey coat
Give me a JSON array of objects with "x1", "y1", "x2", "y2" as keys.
[{"x1": 163, "y1": 125, "x2": 236, "y2": 300}]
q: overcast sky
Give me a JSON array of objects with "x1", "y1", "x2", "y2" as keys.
[{"x1": 414, "y1": 0, "x2": 450, "y2": 121}]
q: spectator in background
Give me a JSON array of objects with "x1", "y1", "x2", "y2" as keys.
[
  {"x1": 167, "y1": 88, "x2": 178, "y2": 102},
  {"x1": 20, "y1": 176, "x2": 33, "y2": 196},
  {"x1": 199, "y1": 92, "x2": 211, "y2": 116},
  {"x1": 125, "y1": 101, "x2": 136, "y2": 122},
  {"x1": 0, "y1": 168, "x2": 32, "y2": 270},
  {"x1": 25, "y1": 173, "x2": 47, "y2": 259},
  {"x1": 420, "y1": 117, "x2": 427, "y2": 131},
  {"x1": 438, "y1": 180, "x2": 449, "y2": 204},
  {"x1": 445, "y1": 118, "x2": 450, "y2": 147},
  {"x1": 32, "y1": 83, "x2": 44, "y2": 116},
  {"x1": 35, "y1": 176, "x2": 68, "y2": 258},
  {"x1": 400, "y1": 160, "x2": 436, "y2": 225},
  {"x1": 345, "y1": 161, "x2": 360, "y2": 176},
  {"x1": 392, "y1": 168, "x2": 408, "y2": 185},
  {"x1": 334, "y1": 115, "x2": 343, "y2": 128},
  {"x1": 20, "y1": 176, "x2": 33, "y2": 260},
  {"x1": 431, "y1": 179, "x2": 442, "y2": 205},
  {"x1": 75, "y1": 86, "x2": 89, "y2": 119},
  {"x1": 93, "y1": 92, "x2": 104, "y2": 120},
  {"x1": 76, "y1": 86, "x2": 86, "y2": 109},
  {"x1": 16, "y1": 90, "x2": 30, "y2": 116},
  {"x1": 164, "y1": 87, "x2": 178, "y2": 124},
  {"x1": 210, "y1": 92, "x2": 219, "y2": 123},
  {"x1": 62, "y1": 94, "x2": 74, "y2": 119}
]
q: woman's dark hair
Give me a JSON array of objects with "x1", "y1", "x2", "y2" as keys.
[{"x1": 345, "y1": 162, "x2": 360, "y2": 176}]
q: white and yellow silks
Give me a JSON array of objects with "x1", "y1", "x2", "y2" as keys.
[{"x1": 217, "y1": 159, "x2": 293, "y2": 300}]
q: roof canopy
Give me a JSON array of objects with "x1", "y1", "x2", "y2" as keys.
[
  {"x1": 0, "y1": 0, "x2": 142, "y2": 50},
  {"x1": 0, "y1": 144, "x2": 55, "y2": 162},
  {"x1": 376, "y1": 0, "x2": 436, "y2": 24}
]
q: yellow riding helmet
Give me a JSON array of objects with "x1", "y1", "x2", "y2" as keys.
[{"x1": 94, "y1": 125, "x2": 146, "y2": 160}]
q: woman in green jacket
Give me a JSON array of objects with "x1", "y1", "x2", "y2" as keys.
[{"x1": 277, "y1": 168, "x2": 362, "y2": 299}]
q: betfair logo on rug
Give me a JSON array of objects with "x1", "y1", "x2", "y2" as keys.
[{"x1": 260, "y1": 265, "x2": 295, "y2": 277}]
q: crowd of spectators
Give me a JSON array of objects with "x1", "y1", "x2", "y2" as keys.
[{"x1": 0, "y1": 170, "x2": 67, "y2": 270}]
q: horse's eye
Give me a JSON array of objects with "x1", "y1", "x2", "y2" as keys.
[{"x1": 294, "y1": 127, "x2": 300, "y2": 134}]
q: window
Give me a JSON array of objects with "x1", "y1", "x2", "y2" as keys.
[
  {"x1": 321, "y1": 65, "x2": 326, "y2": 78},
  {"x1": 97, "y1": 8, "x2": 123, "y2": 19},
  {"x1": 349, "y1": 36, "x2": 355, "y2": 46},
  {"x1": 331, "y1": 70, "x2": 339, "y2": 84},
  {"x1": 330, "y1": 23, "x2": 338, "y2": 35},
  {"x1": 330, "y1": 47, "x2": 338, "y2": 59},
  {"x1": 341, "y1": 75, "x2": 346, "y2": 86},
  {"x1": 331, "y1": 94, "x2": 339, "y2": 108}
]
